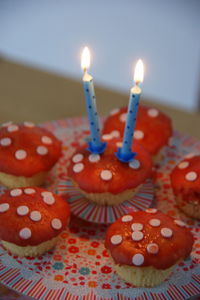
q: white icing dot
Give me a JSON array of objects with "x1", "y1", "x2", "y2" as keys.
[
  {"x1": 36, "y1": 146, "x2": 48, "y2": 156},
  {"x1": 174, "y1": 219, "x2": 186, "y2": 227},
  {"x1": 149, "y1": 219, "x2": 161, "y2": 227},
  {"x1": 184, "y1": 153, "x2": 195, "y2": 159},
  {"x1": 178, "y1": 161, "x2": 189, "y2": 169},
  {"x1": 24, "y1": 188, "x2": 36, "y2": 195},
  {"x1": 146, "y1": 208, "x2": 157, "y2": 214},
  {"x1": 102, "y1": 134, "x2": 112, "y2": 141},
  {"x1": 116, "y1": 142, "x2": 122, "y2": 148},
  {"x1": 131, "y1": 223, "x2": 143, "y2": 231},
  {"x1": 88, "y1": 154, "x2": 100, "y2": 163},
  {"x1": 161, "y1": 228, "x2": 173, "y2": 238},
  {"x1": 0, "y1": 137, "x2": 12, "y2": 146},
  {"x1": 17, "y1": 206, "x2": 29, "y2": 216},
  {"x1": 111, "y1": 235, "x2": 123, "y2": 245},
  {"x1": 10, "y1": 189, "x2": 22, "y2": 197},
  {"x1": 15, "y1": 149, "x2": 27, "y2": 160},
  {"x1": 119, "y1": 113, "x2": 127, "y2": 122},
  {"x1": 0, "y1": 203, "x2": 9, "y2": 213},
  {"x1": 122, "y1": 215, "x2": 133, "y2": 222},
  {"x1": 129, "y1": 159, "x2": 141, "y2": 170},
  {"x1": 51, "y1": 218, "x2": 62, "y2": 230},
  {"x1": 41, "y1": 136, "x2": 53, "y2": 145},
  {"x1": 110, "y1": 108, "x2": 120, "y2": 115},
  {"x1": 111, "y1": 130, "x2": 120, "y2": 138},
  {"x1": 147, "y1": 243, "x2": 159, "y2": 254},
  {"x1": 147, "y1": 108, "x2": 159, "y2": 118},
  {"x1": 2, "y1": 121, "x2": 12, "y2": 127},
  {"x1": 132, "y1": 253, "x2": 144, "y2": 266},
  {"x1": 72, "y1": 153, "x2": 84, "y2": 163},
  {"x1": 30, "y1": 211, "x2": 42, "y2": 222},
  {"x1": 73, "y1": 163, "x2": 84, "y2": 173},
  {"x1": 19, "y1": 228, "x2": 32, "y2": 239},
  {"x1": 132, "y1": 231, "x2": 144, "y2": 241},
  {"x1": 24, "y1": 121, "x2": 35, "y2": 128},
  {"x1": 7, "y1": 125, "x2": 19, "y2": 132},
  {"x1": 41, "y1": 191, "x2": 55, "y2": 205},
  {"x1": 134, "y1": 130, "x2": 144, "y2": 140},
  {"x1": 185, "y1": 171, "x2": 198, "y2": 182},
  {"x1": 100, "y1": 170, "x2": 113, "y2": 181}
]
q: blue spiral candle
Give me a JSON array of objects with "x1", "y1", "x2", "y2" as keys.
[
  {"x1": 116, "y1": 59, "x2": 144, "y2": 163},
  {"x1": 81, "y1": 47, "x2": 106, "y2": 154}
]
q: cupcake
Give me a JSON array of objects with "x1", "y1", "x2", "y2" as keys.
[
  {"x1": 105, "y1": 209, "x2": 194, "y2": 287},
  {"x1": 67, "y1": 141, "x2": 153, "y2": 205},
  {"x1": 170, "y1": 155, "x2": 200, "y2": 219},
  {"x1": 103, "y1": 105, "x2": 173, "y2": 161},
  {"x1": 0, "y1": 122, "x2": 61, "y2": 188},
  {"x1": 0, "y1": 187, "x2": 70, "y2": 257}
]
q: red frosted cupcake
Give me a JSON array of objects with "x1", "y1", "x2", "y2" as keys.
[
  {"x1": 105, "y1": 210, "x2": 193, "y2": 287},
  {"x1": 0, "y1": 122, "x2": 61, "y2": 188},
  {"x1": 67, "y1": 141, "x2": 153, "y2": 205},
  {"x1": 103, "y1": 105, "x2": 173, "y2": 161},
  {"x1": 0, "y1": 187, "x2": 70, "y2": 257},
  {"x1": 170, "y1": 155, "x2": 200, "y2": 219}
]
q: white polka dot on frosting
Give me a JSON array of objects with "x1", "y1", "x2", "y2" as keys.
[
  {"x1": 119, "y1": 113, "x2": 127, "y2": 122},
  {"x1": 51, "y1": 218, "x2": 62, "y2": 230},
  {"x1": 15, "y1": 149, "x2": 27, "y2": 160},
  {"x1": 17, "y1": 205, "x2": 29, "y2": 216},
  {"x1": 111, "y1": 130, "x2": 120, "y2": 138},
  {"x1": 147, "y1": 108, "x2": 159, "y2": 118},
  {"x1": 185, "y1": 171, "x2": 198, "y2": 182},
  {"x1": 132, "y1": 231, "x2": 144, "y2": 241},
  {"x1": 100, "y1": 170, "x2": 113, "y2": 181},
  {"x1": 2, "y1": 121, "x2": 12, "y2": 127},
  {"x1": 116, "y1": 142, "x2": 122, "y2": 148},
  {"x1": 122, "y1": 215, "x2": 133, "y2": 222},
  {"x1": 111, "y1": 234, "x2": 123, "y2": 245},
  {"x1": 30, "y1": 211, "x2": 42, "y2": 222},
  {"x1": 178, "y1": 161, "x2": 189, "y2": 169},
  {"x1": 147, "y1": 243, "x2": 159, "y2": 254},
  {"x1": 110, "y1": 108, "x2": 120, "y2": 115},
  {"x1": 0, "y1": 137, "x2": 12, "y2": 147},
  {"x1": 41, "y1": 136, "x2": 53, "y2": 145},
  {"x1": 174, "y1": 219, "x2": 186, "y2": 227},
  {"x1": 88, "y1": 154, "x2": 100, "y2": 163},
  {"x1": 72, "y1": 153, "x2": 84, "y2": 163},
  {"x1": 73, "y1": 163, "x2": 84, "y2": 173},
  {"x1": 132, "y1": 253, "x2": 144, "y2": 266},
  {"x1": 161, "y1": 227, "x2": 173, "y2": 238},
  {"x1": 102, "y1": 134, "x2": 112, "y2": 141},
  {"x1": 19, "y1": 227, "x2": 32, "y2": 239},
  {"x1": 184, "y1": 153, "x2": 195, "y2": 159},
  {"x1": 24, "y1": 188, "x2": 36, "y2": 195},
  {"x1": 36, "y1": 146, "x2": 48, "y2": 156},
  {"x1": 24, "y1": 121, "x2": 35, "y2": 128},
  {"x1": 149, "y1": 219, "x2": 161, "y2": 227},
  {"x1": 146, "y1": 208, "x2": 157, "y2": 214},
  {"x1": 0, "y1": 203, "x2": 9, "y2": 213},
  {"x1": 134, "y1": 130, "x2": 144, "y2": 140},
  {"x1": 7, "y1": 124, "x2": 19, "y2": 132},
  {"x1": 129, "y1": 159, "x2": 141, "y2": 170},
  {"x1": 131, "y1": 223, "x2": 143, "y2": 231},
  {"x1": 10, "y1": 189, "x2": 22, "y2": 197},
  {"x1": 41, "y1": 191, "x2": 55, "y2": 205}
]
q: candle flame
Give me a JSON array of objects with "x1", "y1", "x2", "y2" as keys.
[
  {"x1": 81, "y1": 46, "x2": 90, "y2": 71},
  {"x1": 134, "y1": 59, "x2": 144, "y2": 84}
]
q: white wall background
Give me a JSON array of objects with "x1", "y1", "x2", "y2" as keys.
[{"x1": 0, "y1": 0, "x2": 200, "y2": 111}]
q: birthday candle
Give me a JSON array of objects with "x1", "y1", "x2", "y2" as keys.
[
  {"x1": 81, "y1": 47, "x2": 106, "y2": 154},
  {"x1": 116, "y1": 59, "x2": 144, "y2": 162}
]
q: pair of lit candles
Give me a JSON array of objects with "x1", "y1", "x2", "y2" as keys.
[{"x1": 81, "y1": 47, "x2": 144, "y2": 163}]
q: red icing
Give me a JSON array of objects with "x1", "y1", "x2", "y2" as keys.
[
  {"x1": 103, "y1": 105, "x2": 172, "y2": 156},
  {"x1": 170, "y1": 155, "x2": 200, "y2": 205},
  {"x1": 105, "y1": 210, "x2": 194, "y2": 269},
  {"x1": 0, "y1": 187, "x2": 70, "y2": 246},
  {"x1": 0, "y1": 124, "x2": 61, "y2": 176},
  {"x1": 67, "y1": 141, "x2": 152, "y2": 194}
]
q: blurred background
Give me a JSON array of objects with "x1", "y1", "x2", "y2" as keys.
[{"x1": 0, "y1": 0, "x2": 200, "y2": 127}]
